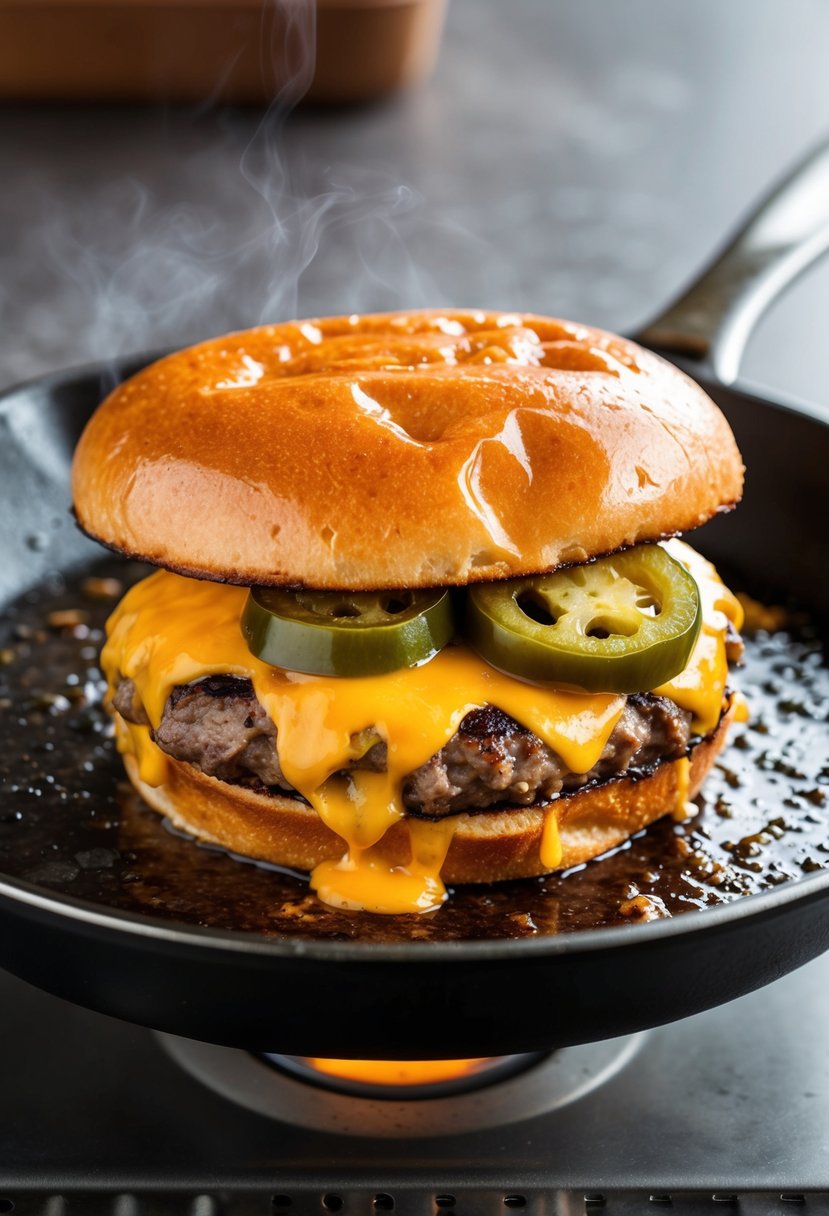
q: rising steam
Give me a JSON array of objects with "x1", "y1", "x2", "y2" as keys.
[{"x1": 0, "y1": 0, "x2": 474, "y2": 384}]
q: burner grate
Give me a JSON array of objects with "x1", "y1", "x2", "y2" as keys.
[{"x1": 2, "y1": 1192, "x2": 829, "y2": 1216}]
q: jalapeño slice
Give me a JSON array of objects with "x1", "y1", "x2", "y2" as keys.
[
  {"x1": 465, "y1": 544, "x2": 701, "y2": 693},
  {"x1": 242, "y1": 587, "x2": 454, "y2": 677}
]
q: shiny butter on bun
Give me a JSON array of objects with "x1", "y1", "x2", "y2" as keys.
[{"x1": 72, "y1": 310, "x2": 745, "y2": 915}]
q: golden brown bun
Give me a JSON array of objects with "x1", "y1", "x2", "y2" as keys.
[
  {"x1": 73, "y1": 311, "x2": 743, "y2": 590},
  {"x1": 125, "y1": 706, "x2": 733, "y2": 885}
]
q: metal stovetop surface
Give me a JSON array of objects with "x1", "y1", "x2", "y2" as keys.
[{"x1": 1, "y1": 952, "x2": 828, "y2": 1209}]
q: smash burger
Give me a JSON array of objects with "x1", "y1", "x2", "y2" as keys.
[{"x1": 71, "y1": 311, "x2": 745, "y2": 915}]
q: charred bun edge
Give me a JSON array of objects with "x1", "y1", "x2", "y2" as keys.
[
  {"x1": 74, "y1": 509, "x2": 741, "y2": 591},
  {"x1": 124, "y1": 703, "x2": 734, "y2": 887}
]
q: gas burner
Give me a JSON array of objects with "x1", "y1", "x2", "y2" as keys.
[{"x1": 159, "y1": 1032, "x2": 645, "y2": 1137}]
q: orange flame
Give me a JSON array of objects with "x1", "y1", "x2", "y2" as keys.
[{"x1": 301, "y1": 1057, "x2": 496, "y2": 1087}]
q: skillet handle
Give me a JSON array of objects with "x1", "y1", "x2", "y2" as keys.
[{"x1": 636, "y1": 138, "x2": 829, "y2": 384}]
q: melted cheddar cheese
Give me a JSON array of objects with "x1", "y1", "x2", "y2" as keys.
[
  {"x1": 101, "y1": 540, "x2": 742, "y2": 915},
  {"x1": 656, "y1": 540, "x2": 743, "y2": 735}
]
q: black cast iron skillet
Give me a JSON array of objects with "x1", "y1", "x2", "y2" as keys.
[{"x1": 1, "y1": 144, "x2": 829, "y2": 1058}]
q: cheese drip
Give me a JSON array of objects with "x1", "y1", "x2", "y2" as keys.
[
  {"x1": 313, "y1": 817, "x2": 459, "y2": 914},
  {"x1": 656, "y1": 540, "x2": 743, "y2": 736},
  {"x1": 672, "y1": 755, "x2": 694, "y2": 822},
  {"x1": 101, "y1": 541, "x2": 739, "y2": 914}
]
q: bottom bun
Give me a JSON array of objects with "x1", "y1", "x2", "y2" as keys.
[{"x1": 125, "y1": 703, "x2": 734, "y2": 886}]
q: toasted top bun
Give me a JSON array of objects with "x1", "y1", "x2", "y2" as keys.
[{"x1": 72, "y1": 310, "x2": 743, "y2": 589}]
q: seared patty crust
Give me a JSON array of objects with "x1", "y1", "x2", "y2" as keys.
[{"x1": 113, "y1": 675, "x2": 702, "y2": 818}]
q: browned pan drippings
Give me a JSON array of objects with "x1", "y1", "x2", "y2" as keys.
[{"x1": 0, "y1": 559, "x2": 827, "y2": 944}]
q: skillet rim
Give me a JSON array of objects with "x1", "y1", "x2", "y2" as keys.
[
  {"x1": 2, "y1": 864, "x2": 829, "y2": 962},
  {"x1": 1, "y1": 352, "x2": 828, "y2": 966}
]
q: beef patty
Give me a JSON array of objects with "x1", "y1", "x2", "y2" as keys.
[{"x1": 113, "y1": 674, "x2": 700, "y2": 818}]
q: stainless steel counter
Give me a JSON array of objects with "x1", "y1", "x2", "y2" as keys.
[{"x1": 2, "y1": 953, "x2": 829, "y2": 1194}]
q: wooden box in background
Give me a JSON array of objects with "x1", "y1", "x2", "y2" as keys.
[{"x1": 0, "y1": 0, "x2": 447, "y2": 105}]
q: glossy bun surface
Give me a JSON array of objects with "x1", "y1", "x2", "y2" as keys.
[{"x1": 73, "y1": 311, "x2": 743, "y2": 589}]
